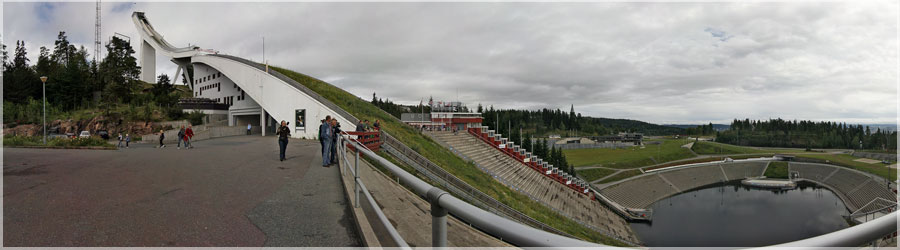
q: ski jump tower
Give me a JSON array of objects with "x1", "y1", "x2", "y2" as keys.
[{"x1": 132, "y1": 12, "x2": 357, "y2": 139}]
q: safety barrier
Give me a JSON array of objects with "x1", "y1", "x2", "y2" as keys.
[
  {"x1": 344, "y1": 131, "x2": 381, "y2": 152},
  {"x1": 342, "y1": 131, "x2": 897, "y2": 248}
]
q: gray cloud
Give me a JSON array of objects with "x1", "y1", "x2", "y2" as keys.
[{"x1": 4, "y1": 2, "x2": 897, "y2": 124}]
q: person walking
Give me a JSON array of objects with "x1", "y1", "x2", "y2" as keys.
[
  {"x1": 330, "y1": 119, "x2": 341, "y2": 166},
  {"x1": 158, "y1": 129, "x2": 166, "y2": 148},
  {"x1": 319, "y1": 116, "x2": 333, "y2": 167},
  {"x1": 117, "y1": 133, "x2": 124, "y2": 148},
  {"x1": 247, "y1": 123, "x2": 252, "y2": 135},
  {"x1": 125, "y1": 133, "x2": 131, "y2": 148},
  {"x1": 276, "y1": 120, "x2": 291, "y2": 161},
  {"x1": 185, "y1": 125, "x2": 194, "y2": 149},
  {"x1": 177, "y1": 125, "x2": 186, "y2": 149}
]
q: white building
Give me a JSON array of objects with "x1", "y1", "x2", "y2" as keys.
[{"x1": 134, "y1": 12, "x2": 355, "y2": 139}]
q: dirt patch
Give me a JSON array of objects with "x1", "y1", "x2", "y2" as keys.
[{"x1": 853, "y1": 158, "x2": 882, "y2": 164}]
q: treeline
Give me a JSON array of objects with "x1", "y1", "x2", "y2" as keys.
[
  {"x1": 685, "y1": 123, "x2": 716, "y2": 136},
  {"x1": 371, "y1": 93, "x2": 431, "y2": 119},
  {"x1": 2, "y1": 32, "x2": 187, "y2": 124},
  {"x1": 478, "y1": 105, "x2": 684, "y2": 137},
  {"x1": 715, "y1": 118, "x2": 898, "y2": 150}
]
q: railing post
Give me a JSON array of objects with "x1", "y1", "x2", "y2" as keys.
[
  {"x1": 354, "y1": 150, "x2": 360, "y2": 208},
  {"x1": 427, "y1": 187, "x2": 448, "y2": 248}
]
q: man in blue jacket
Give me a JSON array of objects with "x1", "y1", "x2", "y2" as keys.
[{"x1": 319, "y1": 115, "x2": 333, "y2": 167}]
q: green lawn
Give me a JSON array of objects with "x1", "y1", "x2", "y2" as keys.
[
  {"x1": 793, "y1": 154, "x2": 896, "y2": 181},
  {"x1": 564, "y1": 139, "x2": 695, "y2": 169},
  {"x1": 691, "y1": 141, "x2": 804, "y2": 155},
  {"x1": 270, "y1": 66, "x2": 629, "y2": 246},
  {"x1": 576, "y1": 168, "x2": 617, "y2": 182},
  {"x1": 764, "y1": 161, "x2": 789, "y2": 179},
  {"x1": 596, "y1": 170, "x2": 643, "y2": 184}
]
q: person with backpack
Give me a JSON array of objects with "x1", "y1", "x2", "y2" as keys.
[
  {"x1": 276, "y1": 120, "x2": 291, "y2": 161},
  {"x1": 177, "y1": 126, "x2": 186, "y2": 149},
  {"x1": 125, "y1": 133, "x2": 131, "y2": 148},
  {"x1": 185, "y1": 125, "x2": 194, "y2": 149}
]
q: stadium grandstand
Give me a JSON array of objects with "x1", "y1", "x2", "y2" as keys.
[
  {"x1": 429, "y1": 130, "x2": 640, "y2": 244},
  {"x1": 789, "y1": 162, "x2": 897, "y2": 213}
]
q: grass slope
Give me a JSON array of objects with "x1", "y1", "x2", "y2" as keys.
[
  {"x1": 565, "y1": 139, "x2": 694, "y2": 169},
  {"x1": 763, "y1": 161, "x2": 789, "y2": 179},
  {"x1": 691, "y1": 141, "x2": 803, "y2": 155},
  {"x1": 270, "y1": 66, "x2": 628, "y2": 246},
  {"x1": 576, "y1": 168, "x2": 617, "y2": 182},
  {"x1": 596, "y1": 170, "x2": 643, "y2": 184},
  {"x1": 794, "y1": 154, "x2": 896, "y2": 181}
]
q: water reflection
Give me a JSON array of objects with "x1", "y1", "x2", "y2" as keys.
[{"x1": 630, "y1": 180, "x2": 849, "y2": 247}]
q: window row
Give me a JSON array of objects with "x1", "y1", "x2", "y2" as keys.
[{"x1": 195, "y1": 72, "x2": 224, "y2": 84}]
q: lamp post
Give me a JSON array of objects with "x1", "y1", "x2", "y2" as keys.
[{"x1": 40, "y1": 76, "x2": 48, "y2": 144}]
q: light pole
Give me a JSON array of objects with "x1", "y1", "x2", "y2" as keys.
[{"x1": 40, "y1": 76, "x2": 48, "y2": 144}]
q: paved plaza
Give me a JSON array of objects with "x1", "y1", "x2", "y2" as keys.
[{"x1": 3, "y1": 136, "x2": 360, "y2": 247}]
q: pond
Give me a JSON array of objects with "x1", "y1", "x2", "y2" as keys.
[{"x1": 630, "y1": 180, "x2": 850, "y2": 247}]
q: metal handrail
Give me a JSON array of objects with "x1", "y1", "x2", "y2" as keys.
[
  {"x1": 343, "y1": 132, "x2": 898, "y2": 248},
  {"x1": 338, "y1": 134, "x2": 409, "y2": 248},
  {"x1": 764, "y1": 211, "x2": 897, "y2": 248},
  {"x1": 342, "y1": 133, "x2": 620, "y2": 247}
]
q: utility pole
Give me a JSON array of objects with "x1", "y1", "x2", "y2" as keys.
[{"x1": 94, "y1": 0, "x2": 101, "y2": 63}]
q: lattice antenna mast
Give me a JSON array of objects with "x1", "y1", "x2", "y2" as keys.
[{"x1": 94, "y1": 0, "x2": 101, "y2": 63}]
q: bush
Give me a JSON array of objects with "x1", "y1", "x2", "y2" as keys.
[
  {"x1": 4, "y1": 135, "x2": 113, "y2": 148},
  {"x1": 186, "y1": 110, "x2": 205, "y2": 125}
]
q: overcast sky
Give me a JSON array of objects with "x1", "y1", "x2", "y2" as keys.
[{"x1": 3, "y1": 2, "x2": 897, "y2": 125}]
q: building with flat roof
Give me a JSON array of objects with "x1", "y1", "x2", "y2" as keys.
[{"x1": 401, "y1": 101, "x2": 483, "y2": 131}]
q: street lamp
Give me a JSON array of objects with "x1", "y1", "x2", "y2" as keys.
[{"x1": 39, "y1": 76, "x2": 48, "y2": 144}]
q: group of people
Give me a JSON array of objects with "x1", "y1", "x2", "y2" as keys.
[
  {"x1": 155, "y1": 125, "x2": 195, "y2": 149},
  {"x1": 318, "y1": 115, "x2": 343, "y2": 167},
  {"x1": 116, "y1": 133, "x2": 132, "y2": 148},
  {"x1": 355, "y1": 119, "x2": 380, "y2": 132}
]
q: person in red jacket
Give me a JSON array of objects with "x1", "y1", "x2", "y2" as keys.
[{"x1": 185, "y1": 125, "x2": 194, "y2": 149}]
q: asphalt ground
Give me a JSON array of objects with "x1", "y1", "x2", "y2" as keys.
[{"x1": 3, "y1": 135, "x2": 360, "y2": 247}]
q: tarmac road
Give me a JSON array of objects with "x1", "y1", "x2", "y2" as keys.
[{"x1": 3, "y1": 135, "x2": 360, "y2": 247}]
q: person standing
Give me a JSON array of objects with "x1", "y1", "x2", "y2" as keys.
[
  {"x1": 321, "y1": 116, "x2": 331, "y2": 156},
  {"x1": 177, "y1": 125, "x2": 186, "y2": 149},
  {"x1": 158, "y1": 129, "x2": 166, "y2": 148},
  {"x1": 373, "y1": 119, "x2": 381, "y2": 131},
  {"x1": 125, "y1": 133, "x2": 131, "y2": 148},
  {"x1": 330, "y1": 119, "x2": 341, "y2": 166},
  {"x1": 117, "y1": 133, "x2": 124, "y2": 148},
  {"x1": 185, "y1": 125, "x2": 194, "y2": 149},
  {"x1": 247, "y1": 123, "x2": 252, "y2": 135},
  {"x1": 276, "y1": 120, "x2": 291, "y2": 161},
  {"x1": 319, "y1": 116, "x2": 333, "y2": 167}
]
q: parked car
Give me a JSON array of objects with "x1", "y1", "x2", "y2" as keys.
[
  {"x1": 65, "y1": 132, "x2": 75, "y2": 138},
  {"x1": 79, "y1": 131, "x2": 91, "y2": 138},
  {"x1": 97, "y1": 130, "x2": 110, "y2": 140},
  {"x1": 48, "y1": 134, "x2": 68, "y2": 139}
]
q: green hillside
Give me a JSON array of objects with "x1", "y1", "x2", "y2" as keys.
[{"x1": 269, "y1": 66, "x2": 629, "y2": 246}]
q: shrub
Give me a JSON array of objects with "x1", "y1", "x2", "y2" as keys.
[{"x1": 186, "y1": 110, "x2": 206, "y2": 125}]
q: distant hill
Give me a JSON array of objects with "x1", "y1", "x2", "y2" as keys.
[
  {"x1": 664, "y1": 124, "x2": 730, "y2": 131},
  {"x1": 862, "y1": 124, "x2": 897, "y2": 132}
]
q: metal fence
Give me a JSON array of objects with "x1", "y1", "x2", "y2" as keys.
[{"x1": 379, "y1": 132, "x2": 579, "y2": 239}]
